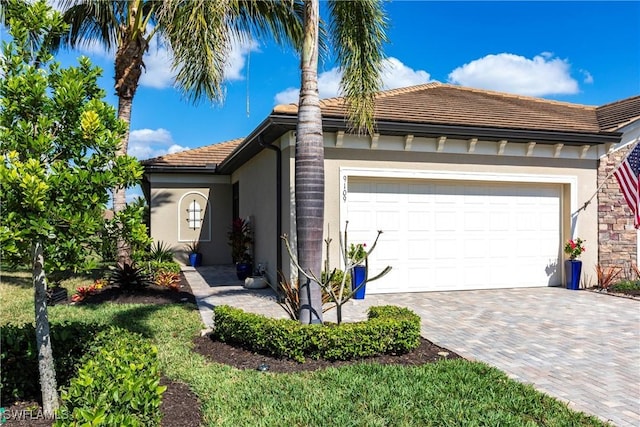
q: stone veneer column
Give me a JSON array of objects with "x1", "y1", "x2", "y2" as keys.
[{"x1": 598, "y1": 144, "x2": 637, "y2": 270}]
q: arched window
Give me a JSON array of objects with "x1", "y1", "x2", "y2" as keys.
[
  {"x1": 187, "y1": 200, "x2": 202, "y2": 229},
  {"x1": 178, "y1": 192, "x2": 211, "y2": 242}
]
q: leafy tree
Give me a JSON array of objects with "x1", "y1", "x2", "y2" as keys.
[
  {"x1": 57, "y1": 0, "x2": 304, "y2": 263},
  {"x1": 0, "y1": 0, "x2": 141, "y2": 416},
  {"x1": 294, "y1": 0, "x2": 387, "y2": 323}
]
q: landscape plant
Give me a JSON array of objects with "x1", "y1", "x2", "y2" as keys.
[
  {"x1": 282, "y1": 221, "x2": 391, "y2": 324},
  {"x1": 0, "y1": 1, "x2": 140, "y2": 415},
  {"x1": 55, "y1": 327, "x2": 167, "y2": 426},
  {"x1": 564, "y1": 237, "x2": 586, "y2": 260}
]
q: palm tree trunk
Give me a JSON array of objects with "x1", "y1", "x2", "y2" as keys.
[
  {"x1": 295, "y1": 0, "x2": 323, "y2": 324},
  {"x1": 114, "y1": 95, "x2": 133, "y2": 264},
  {"x1": 113, "y1": 29, "x2": 146, "y2": 265},
  {"x1": 33, "y1": 240, "x2": 58, "y2": 418}
]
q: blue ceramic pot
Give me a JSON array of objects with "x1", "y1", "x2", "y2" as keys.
[
  {"x1": 351, "y1": 265, "x2": 367, "y2": 299},
  {"x1": 565, "y1": 259, "x2": 582, "y2": 290}
]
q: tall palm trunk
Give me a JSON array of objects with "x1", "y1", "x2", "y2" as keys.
[
  {"x1": 33, "y1": 240, "x2": 58, "y2": 418},
  {"x1": 295, "y1": 0, "x2": 323, "y2": 324},
  {"x1": 112, "y1": 28, "x2": 147, "y2": 264}
]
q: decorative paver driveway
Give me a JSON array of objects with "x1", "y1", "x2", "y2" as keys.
[{"x1": 185, "y1": 266, "x2": 640, "y2": 427}]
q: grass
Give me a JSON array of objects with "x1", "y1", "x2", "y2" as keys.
[{"x1": 1, "y1": 270, "x2": 609, "y2": 426}]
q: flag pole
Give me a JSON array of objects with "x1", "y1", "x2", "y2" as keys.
[{"x1": 571, "y1": 137, "x2": 640, "y2": 218}]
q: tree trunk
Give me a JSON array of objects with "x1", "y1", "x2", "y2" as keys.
[
  {"x1": 113, "y1": 29, "x2": 147, "y2": 264},
  {"x1": 295, "y1": 0, "x2": 323, "y2": 324},
  {"x1": 33, "y1": 240, "x2": 58, "y2": 418}
]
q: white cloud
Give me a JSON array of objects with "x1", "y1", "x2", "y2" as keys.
[
  {"x1": 128, "y1": 128, "x2": 188, "y2": 160},
  {"x1": 380, "y1": 57, "x2": 432, "y2": 90},
  {"x1": 447, "y1": 53, "x2": 580, "y2": 96},
  {"x1": 581, "y1": 69, "x2": 594, "y2": 84},
  {"x1": 224, "y1": 37, "x2": 260, "y2": 81},
  {"x1": 274, "y1": 57, "x2": 432, "y2": 105},
  {"x1": 139, "y1": 37, "x2": 175, "y2": 89},
  {"x1": 274, "y1": 87, "x2": 300, "y2": 105}
]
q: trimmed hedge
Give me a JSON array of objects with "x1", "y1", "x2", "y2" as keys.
[
  {"x1": 1, "y1": 320, "x2": 104, "y2": 403},
  {"x1": 212, "y1": 305, "x2": 421, "y2": 362},
  {"x1": 55, "y1": 327, "x2": 166, "y2": 426}
]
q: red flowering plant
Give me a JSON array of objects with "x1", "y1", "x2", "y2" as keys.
[
  {"x1": 71, "y1": 279, "x2": 106, "y2": 302},
  {"x1": 564, "y1": 238, "x2": 586, "y2": 260}
]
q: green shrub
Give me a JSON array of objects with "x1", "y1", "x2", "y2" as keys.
[
  {"x1": 610, "y1": 280, "x2": 640, "y2": 292},
  {"x1": 1, "y1": 321, "x2": 104, "y2": 403},
  {"x1": 55, "y1": 327, "x2": 166, "y2": 426},
  {"x1": 146, "y1": 260, "x2": 181, "y2": 275},
  {"x1": 212, "y1": 305, "x2": 421, "y2": 362}
]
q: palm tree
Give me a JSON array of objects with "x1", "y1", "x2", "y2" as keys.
[
  {"x1": 57, "y1": 0, "x2": 304, "y2": 262},
  {"x1": 295, "y1": 0, "x2": 387, "y2": 324}
]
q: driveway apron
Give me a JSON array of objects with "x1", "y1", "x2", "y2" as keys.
[{"x1": 186, "y1": 266, "x2": 640, "y2": 427}]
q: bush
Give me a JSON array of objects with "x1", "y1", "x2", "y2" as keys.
[
  {"x1": 55, "y1": 327, "x2": 166, "y2": 426},
  {"x1": 212, "y1": 305, "x2": 421, "y2": 362},
  {"x1": 1, "y1": 321, "x2": 104, "y2": 403},
  {"x1": 610, "y1": 280, "x2": 640, "y2": 292},
  {"x1": 146, "y1": 260, "x2": 181, "y2": 275}
]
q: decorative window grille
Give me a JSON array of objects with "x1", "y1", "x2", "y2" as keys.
[{"x1": 187, "y1": 200, "x2": 202, "y2": 229}]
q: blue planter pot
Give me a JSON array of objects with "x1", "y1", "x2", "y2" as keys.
[
  {"x1": 189, "y1": 253, "x2": 202, "y2": 267},
  {"x1": 565, "y1": 260, "x2": 582, "y2": 290},
  {"x1": 236, "y1": 262, "x2": 252, "y2": 281},
  {"x1": 351, "y1": 265, "x2": 367, "y2": 299}
]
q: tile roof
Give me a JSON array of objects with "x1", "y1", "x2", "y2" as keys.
[
  {"x1": 141, "y1": 138, "x2": 243, "y2": 168},
  {"x1": 144, "y1": 84, "x2": 639, "y2": 169},
  {"x1": 596, "y1": 95, "x2": 640, "y2": 131},
  {"x1": 274, "y1": 82, "x2": 603, "y2": 133}
]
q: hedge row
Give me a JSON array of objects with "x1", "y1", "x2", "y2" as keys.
[
  {"x1": 1, "y1": 320, "x2": 104, "y2": 402},
  {"x1": 55, "y1": 327, "x2": 166, "y2": 426},
  {"x1": 212, "y1": 305, "x2": 421, "y2": 362}
]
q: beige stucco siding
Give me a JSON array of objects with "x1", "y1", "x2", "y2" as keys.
[
  {"x1": 276, "y1": 130, "x2": 598, "y2": 286},
  {"x1": 232, "y1": 148, "x2": 279, "y2": 283},
  {"x1": 148, "y1": 174, "x2": 232, "y2": 265}
]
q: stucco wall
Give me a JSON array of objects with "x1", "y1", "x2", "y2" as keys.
[
  {"x1": 279, "y1": 132, "x2": 599, "y2": 288},
  {"x1": 232, "y1": 148, "x2": 279, "y2": 283},
  {"x1": 148, "y1": 174, "x2": 232, "y2": 265}
]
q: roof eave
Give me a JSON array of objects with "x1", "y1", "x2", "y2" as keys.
[{"x1": 142, "y1": 165, "x2": 219, "y2": 174}]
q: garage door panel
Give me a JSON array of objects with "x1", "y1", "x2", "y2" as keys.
[{"x1": 347, "y1": 177, "x2": 561, "y2": 293}]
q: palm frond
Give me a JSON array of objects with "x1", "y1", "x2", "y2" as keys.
[
  {"x1": 57, "y1": 0, "x2": 122, "y2": 51},
  {"x1": 328, "y1": 0, "x2": 388, "y2": 135},
  {"x1": 157, "y1": 0, "x2": 231, "y2": 104},
  {"x1": 230, "y1": 0, "x2": 305, "y2": 51}
]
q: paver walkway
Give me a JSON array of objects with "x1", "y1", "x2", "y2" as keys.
[{"x1": 184, "y1": 265, "x2": 640, "y2": 427}]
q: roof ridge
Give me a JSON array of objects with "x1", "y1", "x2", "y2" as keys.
[
  {"x1": 374, "y1": 82, "x2": 442, "y2": 99},
  {"x1": 436, "y1": 83, "x2": 596, "y2": 110},
  {"x1": 597, "y1": 94, "x2": 640, "y2": 110}
]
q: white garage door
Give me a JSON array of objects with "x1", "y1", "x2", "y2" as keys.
[{"x1": 346, "y1": 178, "x2": 562, "y2": 293}]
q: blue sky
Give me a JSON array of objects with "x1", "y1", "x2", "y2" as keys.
[{"x1": 25, "y1": 1, "x2": 640, "y2": 170}]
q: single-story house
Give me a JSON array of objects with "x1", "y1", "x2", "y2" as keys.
[{"x1": 141, "y1": 82, "x2": 640, "y2": 293}]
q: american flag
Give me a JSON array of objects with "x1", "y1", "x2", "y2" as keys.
[{"x1": 614, "y1": 143, "x2": 640, "y2": 228}]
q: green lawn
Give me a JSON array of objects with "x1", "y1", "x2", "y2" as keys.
[{"x1": 1, "y1": 271, "x2": 609, "y2": 426}]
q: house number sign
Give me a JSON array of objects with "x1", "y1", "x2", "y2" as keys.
[{"x1": 342, "y1": 175, "x2": 348, "y2": 202}]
